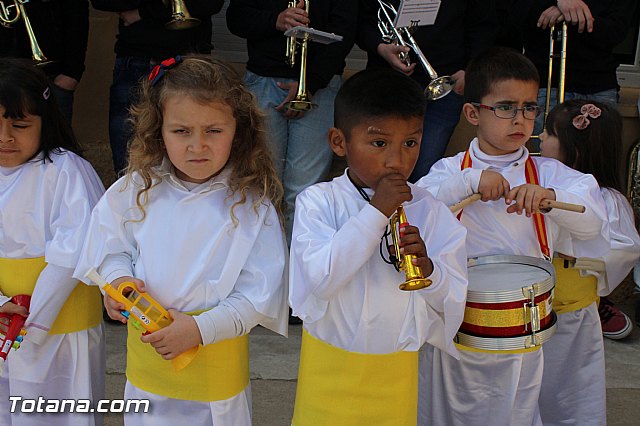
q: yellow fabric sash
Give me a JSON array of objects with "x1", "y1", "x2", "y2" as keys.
[
  {"x1": 126, "y1": 320, "x2": 249, "y2": 402},
  {"x1": 0, "y1": 257, "x2": 102, "y2": 334},
  {"x1": 552, "y1": 258, "x2": 598, "y2": 314},
  {"x1": 292, "y1": 329, "x2": 418, "y2": 426}
]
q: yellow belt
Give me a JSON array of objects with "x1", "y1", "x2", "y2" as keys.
[
  {"x1": 126, "y1": 320, "x2": 249, "y2": 402},
  {"x1": 552, "y1": 258, "x2": 598, "y2": 314},
  {"x1": 292, "y1": 329, "x2": 418, "y2": 426},
  {"x1": 0, "y1": 257, "x2": 102, "y2": 334}
]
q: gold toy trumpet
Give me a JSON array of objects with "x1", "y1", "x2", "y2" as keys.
[{"x1": 390, "y1": 205, "x2": 432, "y2": 291}]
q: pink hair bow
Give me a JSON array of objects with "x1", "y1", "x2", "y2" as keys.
[{"x1": 572, "y1": 103, "x2": 601, "y2": 130}]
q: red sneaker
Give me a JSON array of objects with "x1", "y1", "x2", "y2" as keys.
[{"x1": 599, "y1": 297, "x2": 633, "y2": 340}]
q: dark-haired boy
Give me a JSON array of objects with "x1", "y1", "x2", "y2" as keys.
[
  {"x1": 416, "y1": 47, "x2": 608, "y2": 425},
  {"x1": 288, "y1": 68, "x2": 468, "y2": 425}
]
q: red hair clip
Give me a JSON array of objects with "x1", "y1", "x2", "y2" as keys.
[{"x1": 148, "y1": 56, "x2": 183, "y2": 87}]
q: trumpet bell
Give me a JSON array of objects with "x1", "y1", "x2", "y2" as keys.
[
  {"x1": 425, "y1": 76, "x2": 455, "y2": 101},
  {"x1": 399, "y1": 277, "x2": 432, "y2": 291},
  {"x1": 285, "y1": 98, "x2": 317, "y2": 111},
  {"x1": 165, "y1": 14, "x2": 200, "y2": 30}
]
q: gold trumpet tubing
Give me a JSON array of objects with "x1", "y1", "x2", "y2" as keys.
[
  {"x1": 285, "y1": 0, "x2": 297, "y2": 66},
  {"x1": 0, "y1": 0, "x2": 20, "y2": 27},
  {"x1": 543, "y1": 22, "x2": 567, "y2": 127},
  {"x1": 16, "y1": 0, "x2": 47, "y2": 63}
]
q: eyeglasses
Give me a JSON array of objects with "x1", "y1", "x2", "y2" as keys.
[{"x1": 471, "y1": 103, "x2": 542, "y2": 120}]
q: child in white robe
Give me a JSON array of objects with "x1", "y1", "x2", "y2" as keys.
[
  {"x1": 0, "y1": 58, "x2": 105, "y2": 426},
  {"x1": 289, "y1": 68, "x2": 468, "y2": 425},
  {"x1": 415, "y1": 48, "x2": 609, "y2": 426},
  {"x1": 74, "y1": 56, "x2": 288, "y2": 426},
  {"x1": 538, "y1": 100, "x2": 640, "y2": 425}
]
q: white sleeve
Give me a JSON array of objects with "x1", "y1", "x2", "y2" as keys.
[
  {"x1": 289, "y1": 189, "x2": 389, "y2": 320},
  {"x1": 540, "y1": 162, "x2": 608, "y2": 250},
  {"x1": 73, "y1": 178, "x2": 138, "y2": 285},
  {"x1": 24, "y1": 264, "x2": 78, "y2": 344},
  {"x1": 410, "y1": 197, "x2": 468, "y2": 358},
  {"x1": 415, "y1": 156, "x2": 482, "y2": 206},
  {"x1": 193, "y1": 291, "x2": 269, "y2": 345},
  {"x1": 598, "y1": 190, "x2": 640, "y2": 295}
]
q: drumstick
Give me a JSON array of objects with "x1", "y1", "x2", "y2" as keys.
[{"x1": 449, "y1": 194, "x2": 585, "y2": 213}]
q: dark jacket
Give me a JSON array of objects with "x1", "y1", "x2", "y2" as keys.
[
  {"x1": 90, "y1": 0, "x2": 224, "y2": 59},
  {"x1": 515, "y1": 0, "x2": 637, "y2": 93},
  {"x1": 357, "y1": 0, "x2": 497, "y2": 89},
  {"x1": 0, "y1": 0, "x2": 90, "y2": 81},
  {"x1": 226, "y1": 0, "x2": 357, "y2": 95}
]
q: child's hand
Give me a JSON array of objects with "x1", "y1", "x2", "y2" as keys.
[
  {"x1": 370, "y1": 172, "x2": 413, "y2": 218},
  {"x1": 104, "y1": 276, "x2": 145, "y2": 324},
  {"x1": 478, "y1": 170, "x2": 511, "y2": 202},
  {"x1": 0, "y1": 301, "x2": 28, "y2": 317},
  {"x1": 505, "y1": 184, "x2": 556, "y2": 217},
  {"x1": 399, "y1": 225, "x2": 434, "y2": 277},
  {"x1": 140, "y1": 310, "x2": 203, "y2": 360}
]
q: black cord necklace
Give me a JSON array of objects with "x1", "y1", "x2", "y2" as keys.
[{"x1": 346, "y1": 171, "x2": 399, "y2": 271}]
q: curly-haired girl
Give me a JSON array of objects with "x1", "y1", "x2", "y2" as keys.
[{"x1": 76, "y1": 55, "x2": 288, "y2": 425}]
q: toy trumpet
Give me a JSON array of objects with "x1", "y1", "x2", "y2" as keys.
[
  {"x1": 0, "y1": 294, "x2": 30, "y2": 373},
  {"x1": 84, "y1": 269, "x2": 199, "y2": 371},
  {"x1": 390, "y1": 205, "x2": 433, "y2": 291}
]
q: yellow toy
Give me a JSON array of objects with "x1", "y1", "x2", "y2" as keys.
[{"x1": 84, "y1": 268, "x2": 199, "y2": 371}]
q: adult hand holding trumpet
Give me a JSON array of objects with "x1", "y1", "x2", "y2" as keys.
[{"x1": 449, "y1": 170, "x2": 586, "y2": 215}]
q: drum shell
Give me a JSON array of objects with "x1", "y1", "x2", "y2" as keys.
[{"x1": 456, "y1": 255, "x2": 557, "y2": 351}]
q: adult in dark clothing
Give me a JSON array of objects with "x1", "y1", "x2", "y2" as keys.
[
  {"x1": 226, "y1": 0, "x2": 357, "y2": 242},
  {"x1": 357, "y1": 0, "x2": 497, "y2": 181},
  {"x1": 0, "y1": 0, "x2": 90, "y2": 124},
  {"x1": 515, "y1": 0, "x2": 637, "y2": 133},
  {"x1": 91, "y1": 0, "x2": 224, "y2": 174}
]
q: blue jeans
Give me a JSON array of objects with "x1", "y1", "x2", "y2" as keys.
[
  {"x1": 244, "y1": 70, "x2": 341, "y2": 242},
  {"x1": 409, "y1": 92, "x2": 464, "y2": 182},
  {"x1": 534, "y1": 88, "x2": 619, "y2": 138},
  {"x1": 109, "y1": 57, "x2": 155, "y2": 174}
]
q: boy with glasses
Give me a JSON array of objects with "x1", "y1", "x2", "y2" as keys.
[{"x1": 415, "y1": 47, "x2": 608, "y2": 426}]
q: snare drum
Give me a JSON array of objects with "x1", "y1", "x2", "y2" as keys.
[{"x1": 455, "y1": 255, "x2": 557, "y2": 351}]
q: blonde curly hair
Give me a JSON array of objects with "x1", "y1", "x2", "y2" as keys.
[{"x1": 126, "y1": 55, "x2": 284, "y2": 226}]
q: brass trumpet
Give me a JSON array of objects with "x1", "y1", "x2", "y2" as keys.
[
  {"x1": 284, "y1": 0, "x2": 315, "y2": 111},
  {"x1": 377, "y1": 0, "x2": 454, "y2": 101},
  {"x1": 390, "y1": 205, "x2": 432, "y2": 291},
  {"x1": 0, "y1": 0, "x2": 49, "y2": 64},
  {"x1": 164, "y1": 0, "x2": 200, "y2": 30}
]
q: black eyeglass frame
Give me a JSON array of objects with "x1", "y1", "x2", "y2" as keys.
[{"x1": 471, "y1": 102, "x2": 543, "y2": 120}]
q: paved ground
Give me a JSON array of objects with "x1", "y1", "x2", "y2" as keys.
[{"x1": 103, "y1": 301, "x2": 640, "y2": 426}]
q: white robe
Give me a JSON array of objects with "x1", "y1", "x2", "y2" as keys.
[
  {"x1": 0, "y1": 151, "x2": 105, "y2": 426},
  {"x1": 540, "y1": 188, "x2": 640, "y2": 426},
  {"x1": 415, "y1": 139, "x2": 608, "y2": 426},
  {"x1": 74, "y1": 163, "x2": 288, "y2": 426},
  {"x1": 289, "y1": 170, "x2": 468, "y2": 356}
]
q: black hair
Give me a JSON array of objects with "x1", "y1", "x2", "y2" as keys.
[
  {"x1": 465, "y1": 47, "x2": 540, "y2": 103},
  {"x1": 546, "y1": 100, "x2": 623, "y2": 192},
  {"x1": 334, "y1": 68, "x2": 426, "y2": 137},
  {"x1": 0, "y1": 58, "x2": 82, "y2": 162}
]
